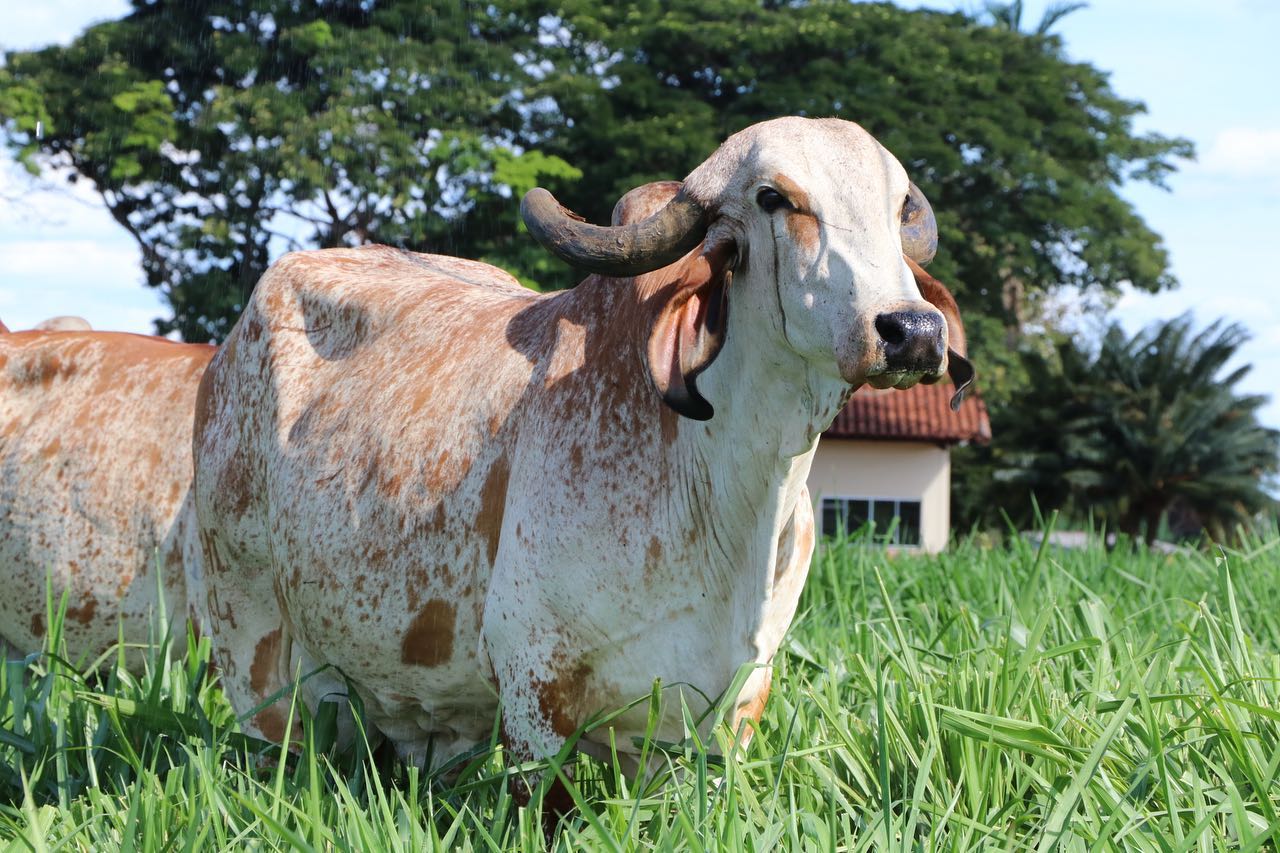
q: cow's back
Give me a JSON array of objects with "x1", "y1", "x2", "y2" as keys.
[{"x1": 0, "y1": 330, "x2": 213, "y2": 663}]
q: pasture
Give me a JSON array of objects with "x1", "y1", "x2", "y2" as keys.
[{"x1": 3, "y1": 526, "x2": 1279, "y2": 850}]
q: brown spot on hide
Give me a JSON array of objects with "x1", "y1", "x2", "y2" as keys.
[
  {"x1": 477, "y1": 454, "x2": 509, "y2": 566},
  {"x1": 378, "y1": 467, "x2": 405, "y2": 499},
  {"x1": 254, "y1": 705, "x2": 289, "y2": 743},
  {"x1": 785, "y1": 211, "x2": 820, "y2": 251},
  {"x1": 30, "y1": 611, "x2": 44, "y2": 637},
  {"x1": 250, "y1": 628, "x2": 282, "y2": 693},
  {"x1": 241, "y1": 316, "x2": 263, "y2": 343},
  {"x1": 643, "y1": 536, "x2": 664, "y2": 584},
  {"x1": 542, "y1": 777, "x2": 577, "y2": 822},
  {"x1": 65, "y1": 597, "x2": 97, "y2": 625},
  {"x1": 40, "y1": 437, "x2": 61, "y2": 458},
  {"x1": 771, "y1": 173, "x2": 819, "y2": 251},
  {"x1": 400, "y1": 599, "x2": 456, "y2": 667},
  {"x1": 536, "y1": 658, "x2": 593, "y2": 738},
  {"x1": 38, "y1": 354, "x2": 66, "y2": 387},
  {"x1": 223, "y1": 445, "x2": 255, "y2": 518},
  {"x1": 116, "y1": 567, "x2": 137, "y2": 599}
]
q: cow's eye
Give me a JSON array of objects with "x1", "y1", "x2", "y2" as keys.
[
  {"x1": 756, "y1": 187, "x2": 792, "y2": 213},
  {"x1": 900, "y1": 192, "x2": 915, "y2": 224}
]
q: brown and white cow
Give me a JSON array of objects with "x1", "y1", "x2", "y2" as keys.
[
  {"x1": 191, "y1": 117, "x2": 972, "y2": 783},
  {"x1": 0, "y1": 324, "x2": 213, "y2": 665}
]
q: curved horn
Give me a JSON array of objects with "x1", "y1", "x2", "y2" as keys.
[
  {"x1": 521, "y1": 187, "x2": 708, "y2": 277},
  {"x1": 900, "y1": 182, "x2": 938, "y2": 267}
]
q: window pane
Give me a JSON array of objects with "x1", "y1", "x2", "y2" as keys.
[
  {"x1": 821, "y1": 500, "x2": 840, "y2": 537},
  {"x1": 845, "y1": 499, "x2": 870, "y2": 537},
  {"x1": 872, "y1": 500, "x2": 896, "y2": 540},
  {"x1": 898, "y1": 501, "x2": 922, "y2": 546}
]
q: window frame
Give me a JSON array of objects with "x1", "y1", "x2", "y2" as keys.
[{"x1": 819, "y1": 495, "x2": 923, "y2": 547}]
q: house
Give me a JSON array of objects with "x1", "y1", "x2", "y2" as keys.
[{"x1": 807, "y1": 383, "x2": 991, "y2": 552}]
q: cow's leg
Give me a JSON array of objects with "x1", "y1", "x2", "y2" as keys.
[
  {"x1": 732, "y1": 490, "x2": 815, "y2": 748},
  {"x1": 198, "y1": 543, "x2": 363, "y2": 755},
  {"x1": 732, "y1": 674, "x2": 772, "y2": 748},
  {"x1": 483, "y1": 596, "x2": 580, "y2": 818},
  {"x1": 196, "y1": 529, "x2": 301, "y2": 747},
  {"x1": 492, "y1": 655, "x2": 577, "y2": 815}
]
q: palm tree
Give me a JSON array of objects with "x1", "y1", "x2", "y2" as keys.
[
  {"x1": 985, "y1": 1, "x2": 1090, "y2": 36},
  {"x1": 994, "y1": 315, "x2": 1280, "y2": 543}
]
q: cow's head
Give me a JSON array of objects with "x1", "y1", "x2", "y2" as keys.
[{"x1": 522, "y1": 117, "x2": 973, "y2": 420}]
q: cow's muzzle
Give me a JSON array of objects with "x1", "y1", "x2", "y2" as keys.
[{"x1": 872, "y1": 310, "x2": 945, "y2": 379}]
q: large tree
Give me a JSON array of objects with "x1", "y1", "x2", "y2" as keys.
[{"x1": 0, "y1": 0, "x2": 579, "y2": 341}]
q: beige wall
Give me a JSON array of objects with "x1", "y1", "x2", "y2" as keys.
[{"x1": 806, "y1": 439, "x2": 952, "y2": 552}]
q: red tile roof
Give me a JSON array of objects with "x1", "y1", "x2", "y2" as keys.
[{"x1": 824, "y1": 382, "x2": 991, "y2": 444}]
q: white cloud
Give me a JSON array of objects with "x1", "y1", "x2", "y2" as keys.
[
  {"x1": 1196, "y1": 127, "x2": 1280, "y2": 180},
  {"x1": 0, "y1": 238, "x2": 138, "y2": 283},
  {"x1": 0, "y1": 238, "x2": 163, "y2": 334}
]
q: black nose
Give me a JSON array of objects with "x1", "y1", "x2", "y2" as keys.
[{"x1": 875, "y1": 311, "x2": 945, "y2": 373}]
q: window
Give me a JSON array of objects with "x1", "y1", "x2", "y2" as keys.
[{"x1": 820, "y1": 497, "x2": 922, "y2": 546}]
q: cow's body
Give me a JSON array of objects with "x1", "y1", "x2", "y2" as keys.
[
  {"x1": 0, "y1": 329, "x2": 213, "y2": 663},
  {"x1": 192, "y1": 117, "x2": 970, "y2": 777},
  {"x1": 193, "y1": 249, "x2": 815, "y2": 759}
]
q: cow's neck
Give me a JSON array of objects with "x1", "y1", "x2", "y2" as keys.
[{"x1": 671, "y1": 307, "x2": 850, "y2": 578}]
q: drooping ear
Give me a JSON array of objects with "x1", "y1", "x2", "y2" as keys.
[
  {"x1": 905, "y1": 256, "x2": 975, "y2": 411},
  {"x1": 646, "y1": 241, "x2": 735, "y2": 421}
]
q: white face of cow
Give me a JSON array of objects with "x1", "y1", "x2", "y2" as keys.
[
  {"x1": 522, "y1": 116, "x2": 973, "y2": 420},
  {"x1": 683, "y1": 117, "x2": 949, "y2": 390}
]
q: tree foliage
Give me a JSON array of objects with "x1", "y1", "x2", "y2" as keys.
[
  {"x1": 0, "y1": 1, "x2": 579, "y2": 341},
  {"x1": 2, "y1": 0, "x2": 1191, "y2": 356},
  {"x1": 982, "y1": 315, "x2": 1280, "y2": 542}
]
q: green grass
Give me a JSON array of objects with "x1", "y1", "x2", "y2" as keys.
[{"x1": 4, "y1": 525, "x2": 1280, "y2": 850}]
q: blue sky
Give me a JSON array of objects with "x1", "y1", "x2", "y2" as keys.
[{"x1": 2, "y1": 0, "x2": 1278, "y2": 425}]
